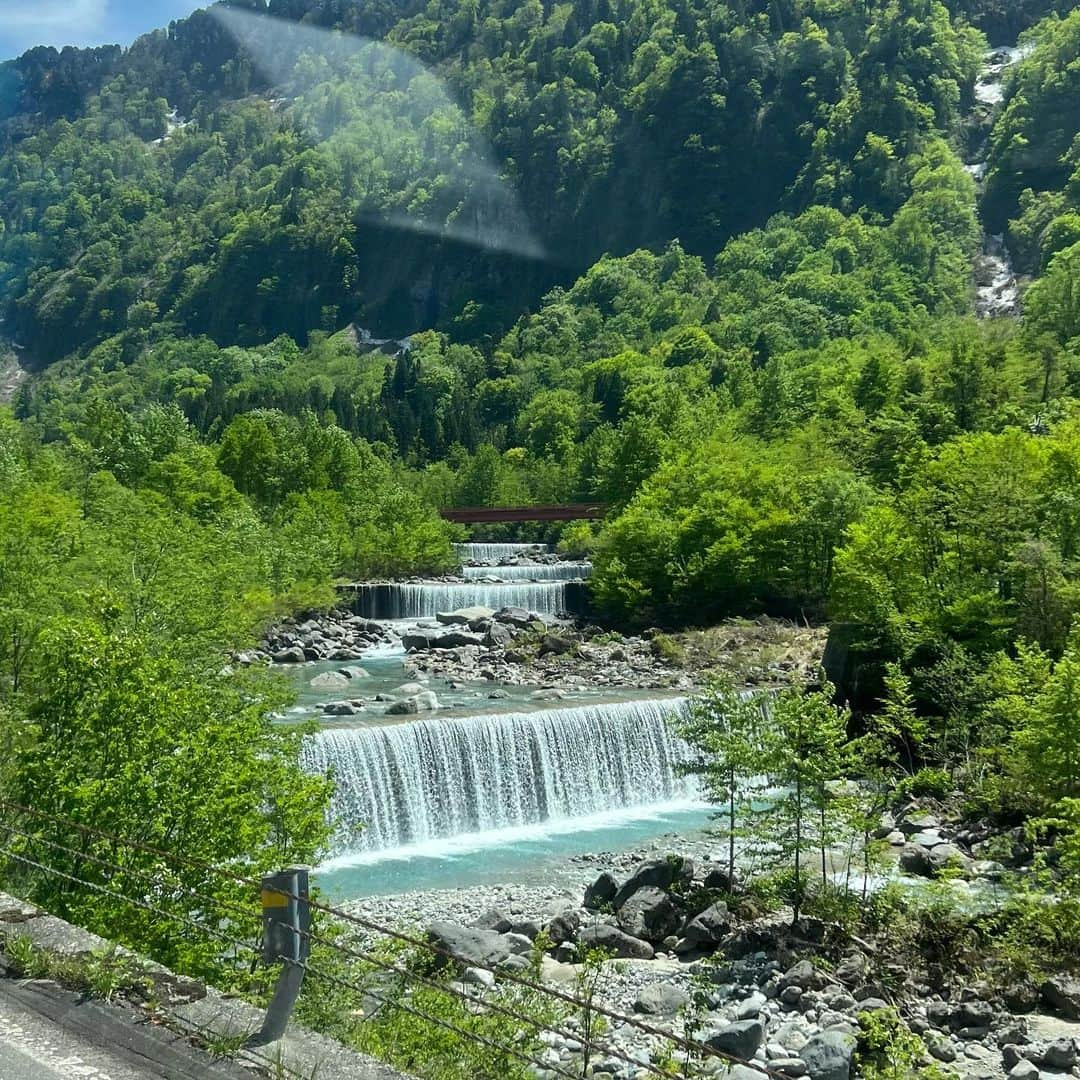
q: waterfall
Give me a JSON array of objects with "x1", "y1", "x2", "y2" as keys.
[
  {"x1": 346, "y1": 580, "x2": 586, "y2": 618},
  {"x1": 454, "y1": 542, "x2": 546, "y2": 562},
  {"x1": 302, "y1": 698, "x2": 695, "y2": 856},
  {"x1": 461, "y1": 562, "x2": 592, "y2": 582}
]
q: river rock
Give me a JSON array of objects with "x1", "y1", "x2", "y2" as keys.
[
  {"x1": 471, "y1": 909, "x2": 513, "y2": 933},
  {"x1": 780, "y1": 960, "x2": 830, "y2": 993},
  {"x1": 393, "y1": 682, "x2": 428, "y2": 696},
  {"x1": 495, "y1": 606, "x2": 533, "y2": 629},
  {"x1": 1042, "y1": 975, "x2": 1080, "y2": 1020},
  {"x1": 634, "y1": 982, "x2": 691, "y2": 1015},
  {"x1": 1038, "y1": 1038, "x2": 1078, "y2": 1070},
  {"x1": 272, "y1": 646, "x2": 306, "y2": 664},
  {"x1": 584, "y1": 872, "x2": 618, "y2": 910},
  {"x1": 340, "y1": 665, "x2": 370, "y2": 679},
  {"x1": 530, "y1": 689, "x2": 567, "y2": 701},
  {"x1": 485, "y1": 622, "x2": 514, "y2": 647},
  {"x1": 927, "y1": 843, "x2": 972, "y2": 876},
  {"x1": 437, "y1": 607, "x2": 496, "y2": 625},
  {"x1": 771, "y1": 1059, "x2": 808, "y2": 1078},
  {"x1": 704, "y1": 1019, "x2": 764, "y2": 1060},
  {"x1": 704, "y1": 1066, "x2": 763, "y2": 1080},
  {"x1": 702, "y1": 865, "x2": 737, "y2": 892},
  {"x1": 546, "y1": 909, "x2": 581, "y2": 945},
  {"x1": 898, "y1": 844, "x2": 933, "y2": 877},
  {"x1": 427, "y1": 921, "x2": 515, "y2": 969},
  {"x1": 900, "y1": 810, "x2": 941, "y2": 835},
  {"x1": 678, "y1": 902, "x2": 732, "y2": 949},
  {"x1": 799, "y1": 1030, "x2": 857, "y2": 1080},
  {"x1": 834, "y1": 954, "x2": 867, "y2": 987},
  {"x1": 402, "y1": 632, "x2": 436, "y2": 651},
  {"x1": 310, "y1": 671, "x2": 350, "y2": 691},
  {"x1": 539, "y1": 634, "x2": 574, "y2": 657},
  {"x1": 386, "y1": 691, "x2": 440, "y2": 715},
  {"x1": 322, "y1": 701, "x2": 361, "y2": 716},
  {"x1": 613, "y1": 857, "x2": 694, "y2": 908},
  {"x1": 616, "y1": 886, "x2": 683, "y2": 943},
  {"x1": 577, "y1": 924, "x2": 654, "y2": 959},
  {"x1": 435, "y1": 631, "x2": 486, "y2": 649}
]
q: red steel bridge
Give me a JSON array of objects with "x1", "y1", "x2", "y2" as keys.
[{"x1": 439, "y1": 503, "x2": 608, "y2": 524}]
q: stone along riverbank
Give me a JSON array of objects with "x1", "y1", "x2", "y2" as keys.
[{"x1": 343, "y1": 813, "x2": 1080, "y2": 1080}]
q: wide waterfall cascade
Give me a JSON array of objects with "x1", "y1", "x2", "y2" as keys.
[
  {"x1": 303, "y1": 698, "x2": 696, "y2": 857},
  {"x1": 348, "y1": 580, "x2": 585, "y2": 618},
  {"x1": 461, "y1": 562, "x2": 592, "y2": 582},
  {"x1": 454, "y1": 543, "x2": 545, "y2": 562}
]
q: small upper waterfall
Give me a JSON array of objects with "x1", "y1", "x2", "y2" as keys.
[
  {"x1": 302, "y1": 698, "x2": 695, "y2": 857},
  {"x1": 455, "y1": 542, "x2": 545, "y2": 562},
  {"x1": 347, "y1": 580, "x2": 585, "y2": 618},
  {"x1": 967, "y1": 44, "x2": 1032, "y2": 320},
  {"x1": 461, "y1": 562, "x2": 593, "y2": 582}
]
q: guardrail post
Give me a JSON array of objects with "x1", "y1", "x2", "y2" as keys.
[{"x1": 246, "y1": 866, "x2": 310, "y2": 1048}]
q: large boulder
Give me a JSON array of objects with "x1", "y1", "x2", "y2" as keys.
[
  {"x1": 402, "y1": 632, "x2": 436, "y2": 651},
  {"x1": 801, "y1": 1030, "x2": 857, "y2": 1080},
  {"x1": 386, "y1": 691, "x2": 440, "y2": 715},
  {"x1": 495, "y1": 607, "x2": 533, "y2": 629},
  {"x1": 677, "y1": 903, "x2": 731, "y2": 949},
  {"x1": 470, "y1": 909, "x2": 513, "y2": 934},
  {"x1": 577, "y1": 924, "x2": 654, "y2": 960},
  {"x1": 613, "y1": 857, "x2": 694, "y2": 909},
  {"x1": 704, "y1": 1020, "x2": 764, "y2": 1061},
  {"x1": 545, "y1": 910, "x2": 581, "y2": 945},
  {"x1": 701, "y1": 865, "x2": 737, "y2": 892},
  {"x1": 780, "y1": 960, "x2": 830, "y2": 993},
  {"x1": 437, "y1": 607, "x2": 495, "y2": 625},
  {"x1": 898, "y1": 844, "x2": 933, "y2": 877},
  {"x1": 427, "y1": 921, "x2": 513, "y2": 969},
  {"x1": 584, "y1": 871, "x2": 619, "y2": 910},
  {"x1": 634, "y1": 983, "x2": 691, "y2": 1016},
  {"x1": 539, "y1": 634, "x2": 574, "y2": 657},
  {"x1": 926, "y1": 844, "x2": 972, "y2": 877},
  {"x1": 322, "y1": 701, "x2": 361, "y2": 716},
  {"x1": 310, "y1": 671, "x2": 350, "y2": 691},
  {"x1": 617, "y1": 886, "x2": 683, "y2": 944},
  {"x1": 434, "y1": 631, "x2": 486, "y2": 649},
  {"x1": 485, "y1": 622, "x2": 514, "y2": 647},
  {"x1": 1042, "y1": 975, "x2": 1080, "y2": 1020},
  {"x1": 272, "y1": 646, "x2": 306, "y2": 664}
]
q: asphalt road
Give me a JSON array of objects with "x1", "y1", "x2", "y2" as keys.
[{"x1": 0, "y1": 978, "x2": 251, "y2": 1079}]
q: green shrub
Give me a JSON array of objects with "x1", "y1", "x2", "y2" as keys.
[{"x1": 650, "y1": 633, "x2": 687, "y2": 667}]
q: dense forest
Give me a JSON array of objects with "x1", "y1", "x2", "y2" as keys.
[{"x1": 3, "y1": 0, "x2": 1080, "y2": 1065}]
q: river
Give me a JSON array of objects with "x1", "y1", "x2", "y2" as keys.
[{"x1": 288, "y1": 542, "x2": 715, "y2": 900}]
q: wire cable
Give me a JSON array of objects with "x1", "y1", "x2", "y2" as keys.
[{"x1": 0, "y1": 797, "x2": 783, "y2": 1077}]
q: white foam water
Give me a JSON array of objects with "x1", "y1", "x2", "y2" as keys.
[
  {"x1": 461, "y1": 562, "x2": 592, "y2": 582},
  {"x1": 302, "y1": 698, "x2": 695, "y2": 857}
]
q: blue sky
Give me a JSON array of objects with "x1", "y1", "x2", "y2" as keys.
[{"x1": 1, "y1": 1, "x2": 206, "y2": 60}]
